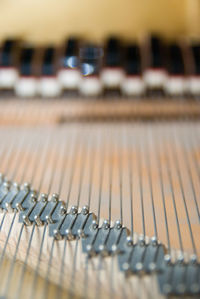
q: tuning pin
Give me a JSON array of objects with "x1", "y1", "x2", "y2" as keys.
[
  {"x1": 114, "y1": 220, "x2": 122, "y2": 230},
  {"x1": 151, "y1": 236, "x2": 158, "y2": 246},
  {"x1": 138, "y1": 235, "x2": 145, "y2": 247},
  {"x1": 45, "y1": 214, "x2": 53, "y2": 224},
  {"x1": 51, "y1": 193, "x2": 59, "y2": 202},
  {"x1": 22, "y1": 182, "x2": 30, "y2": 191},
  {"x1": 53, "y1": 229, "x2": 62, "y2": 240},
  {"x1": 177, "y1": 253, "x2": 185, "y2": 264},
  {"x1": 3, "y1": 181, "x2": 10, "y2": 192},
  {"x1": 65, "y1": 228, "x2": 74, "y2": 240},
  {"x1": 77, "y1": 228, "x2": 85, "y2": 238},
  {"x1": 41, "y1": 193, "x2": 48, "y2": 202},
  {"x1": 70, "y1": 205, "x2": 78, "y2": 215},
  {"x1": 34, "y1": 215, "x2": 43, "y2": 226},
  {"x1": 126, "y1": 236, "x2": 133, "y2": 247},
  {"x1": 81, "y1": 205, "x2": 89, "y2": 215},
  {"x1": 91, "y1": 220, "x2": 98, "y2": 230},
  {"x1": 5, "y1": 202, "x2": 14, "y2": 213},
  {"x1": 102, "y1": 219, "x2": 110, "y2": 230},
  {"x1": 22, "y1": 215, "x2": 31, "y2": 226}
]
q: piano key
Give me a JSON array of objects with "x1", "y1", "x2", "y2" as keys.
[
  {"x1": 57, "y1": 38, "x2": 80, "y2": 89},
  {"x1": 79, "y1": 45, "x2": 103, "y2": 96},
  {"x1": 121, "y1": 44, "x2": 145, "y2": 96},
  {"x1": 0, "y1": 40, "x2": 19, "y2": 89},
  {"x1": 164, "y1": 43, "x2": 187, "y2": 96},
  {"x1": 15, "y1": 46, "x2": 38, "y2": 98},
  {"x1": 101, "y1": 37, "x2": 125, "y2": 89},
  {"x1": 38, "y1": 47, "x2": 61, "y2": 97},
  {"x1": 187, "y1": 44, "x2": 200, "y2": 96},
  {"x1": 143, "y1": 36, "x2": 167, "y2": 89}
]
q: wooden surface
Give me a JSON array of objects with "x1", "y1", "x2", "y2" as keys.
[
  {"x1": 0, "y1": 98, "x2": 200, "y2": 124},
  {"x1": 0, "y1": 0, "x2": 199, "y2": 44}
]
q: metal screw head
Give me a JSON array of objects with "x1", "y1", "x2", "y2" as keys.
[
  {"x1": 190, "y1": 254, "x2": 197, "y2": 264},
  {"x1": 41, "y1": 193, "x2": 48, "y2": 202},
  {"x1": 102, "y1": 220, "x2": 110, "y2": 230},
  {"x1": 138, "y1": 235, "x2": 145, "y2": 246},
  {"x1": 70, "y1": 205, "x2": 78, "y2": 215},
  {"x1": 3, "y1": 181, "x2": 10, "y2": 191},
  {"x1": 164, "y1": 254, "x2": 171, "y2": 264},
  {"x1": 45, "y1": 215, "x2": 53, "y2": 224},
  {"x1": 16, "y1": 202, "x2": 23, "y2": 211},
  {"x1": 23, "y1": 182, "x2": 30, "y2": 190},
  {"x1": 51, "y1": 193, "x2": 59, "y2": 202},
  {"x1": 86, "y1": 244, "x2": 94, "y2": 256},
  {"x1": 135, "y1": 262, "x2": 143, "y2": 272},
  {"x1": 13, "y1": 182, "x2": 19, "y2": 190},
  {"x1": 53, "y1": 229, "x2": 62, "y2": 240},
  {"x1": 77, "y1": 228, "x2": 85, "y2": 238},
  {"x1": 66, "y1": 229, "x2": 74, "y2": 240},
  {"x1": 114, "y1": 220, "x2": 122, "y2": 230},
  {"x1": 81, "y1": 205, "x2": 89, "y2": 215},
  {"x1": 31, "y1": 195, "x2": 37, "y2": 203},
  {"x1": 151, "y1": 236, "x2": 158, "y2": 246},
  {"x1": 122, "y1": 262, "x2": 130, "y2": 271},
  {"x1": 60, "y1": 205, "x2": 66, "y2": 215},
  {"x1": 111, "y1": 244, "x2": 118, "y2": 253},
  {"x1": 91, "y1": 220, "x2": 98, "y2": 230},
  {"x1": 126, "y1": 236, "x2": 133, "y2": 247},
  {"x1": 177, "y1": 254, "x2": 184, "y2": 264},
  {"x1": 99, "y1": 244, "x2": 105, "y2": 252},
  {"x1": 149, "y1": 262, "x2": 156, "y2": 272}
]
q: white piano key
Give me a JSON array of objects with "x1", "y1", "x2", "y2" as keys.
[
  {"x1": 15, "y1": 77, "x2": 38, "y2": 98},
  {"x1": 100, "y1": 68, "x2": 125, "y2": 88},
  {"x1": 121, "y1": 76, "x2": 145, "y2": 96},
  {"x1": 58, "y1": 69, "x2": 80, "y2": 89},
  {"x1": 79, "y1": 77, "x2": 102, "y2": 96},
  {"x1": 143, "y1": 69, "x2": 167, "y2": 89},
  {"x1": 38, "y1": 77, "x2": 61, "y2": 98},
  {"x1": 0, "y1": 67, "x2": 18, "y2": 89},
  {"x1": 164, "y1": 76, "x2": 187, "y2": 96},
  {"x1": 187, "y1": 76, "x2": 200, "y2": 96}
]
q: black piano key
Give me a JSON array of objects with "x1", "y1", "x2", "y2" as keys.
[
  {"x1": 62, "y1": 38, "x2": 79, "y2": 69},
  {"x1": 149, "y1": 36, "x2": 164, "y2": 69},
  {"x1": 42, "y1": 47, "x2": 56, "y2": 76},
  {"x1": 80, "y1": 45, "x2": 102, "y2": 76},
  {"x1": 124, "y1": 44, "x2": 142, "y2": 75},
  {"x1": 0, "y1": 40, "x2": 16, "y2": 67},
  {"x1": 19, "y1": 47, "x2": 34, "y2": 76},
  {"x1": 104, "y1": 37, "x2": 122, "y2": 67},
  {"x1": 191, "y1": 45, "x2": 200, "y2": 75},
  {"x1": 167, "y1": 44, "x2": 185, "y2": 75}
]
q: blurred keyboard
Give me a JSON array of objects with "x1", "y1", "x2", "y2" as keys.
[{"x1": 0, "y1": 35, "x2": 200, "y2": 98}]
